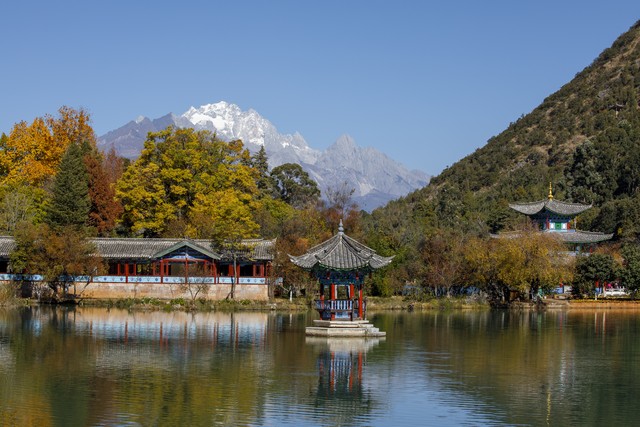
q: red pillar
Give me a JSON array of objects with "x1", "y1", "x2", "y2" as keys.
[
  {"x1": 358, "y1": 287, "x2": 363, "y2": 319},
  {"x1": 330, "y1": 283, "x2": 336, "y2": 320}
]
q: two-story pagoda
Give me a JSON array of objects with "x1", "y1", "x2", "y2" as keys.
[
  {"x1": 509, "y1": 184, "x2": 612, "y2": 251},
  {"x1": 290, "y1": 221, "x2": 392, "y2": 337}
]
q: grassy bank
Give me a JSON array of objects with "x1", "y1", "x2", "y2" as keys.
[
  {"x1": 366, "y1": 295, "x2": 490, "y2": 311},
  {"x1": 76, "y1": 296, "x2": 310, "y2": 312},
  {"x1": 49, "y1": 295, "x2": 492, "y2": 312},
  {"x1": 16, "y1": 294, "x2": 640, "y2": 312}
]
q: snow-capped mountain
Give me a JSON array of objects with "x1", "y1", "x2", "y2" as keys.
[{"x1": 97, "y1": 102, "x2": 429, "y2": 211}]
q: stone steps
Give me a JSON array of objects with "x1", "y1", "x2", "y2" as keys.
[{"x1": 306, "y1": 319, "x2": 386, "y2": 337}]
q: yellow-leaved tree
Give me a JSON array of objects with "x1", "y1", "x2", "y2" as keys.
[
  {"x1": 116, "y1": 127, "x2": 261, "y2": 238},
  {"x1": 464, "y1": 227, "x2": 574, "y2": 304},
  {"x1": 0, "y1": 107, "x2": 96, "y2": 188}
]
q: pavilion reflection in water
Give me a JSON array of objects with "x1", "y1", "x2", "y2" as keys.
[{"x1": 306, "y1": 336, "x2": 384, "y2": 418}]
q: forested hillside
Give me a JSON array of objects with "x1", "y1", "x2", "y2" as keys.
[{"x1": 363, "y1": 20, "x2": 640, "y2": 294}]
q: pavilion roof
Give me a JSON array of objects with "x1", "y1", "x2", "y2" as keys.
[
  {"x1": 492, "y1": 230, "x2": 613, "y2": 244},
  {"x1": 0, "y1": 237, "x2": 275, "y2": 261},
  {"x1": 509, "y1": 199, "x2": 592, "y2": 216},
  {"x1": 556, "y1": 230, "x2": 613, "y2": 244},
  {"x1": 289, "y1": 222, "x2": 394, "y2": 272}
]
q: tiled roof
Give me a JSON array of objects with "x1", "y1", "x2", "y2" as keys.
[
  {"x1": 509, "y1": 199, "x2": 592, "y2": 216},
  {"x1": 556, "y1": 230, "x2": 613, "y2": 244},
  {"x1": 289, "y1": 226, "x2": 393, "y2": 272},
  {"x1": 491, "y1": 230, "x2": 613, "y2": 244},
  {"x1": 0, "y1": 236, "x2": 15, "y2": 258},
  {"x1": 0, "y1": 237, "x2": 275, "y2": 261},
  {"x1": 93, "y1": 238, "x2": 191, "y2": 260}
]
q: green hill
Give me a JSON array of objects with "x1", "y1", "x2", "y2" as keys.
[{"x1": 363, "y1": 20, "x2": 640, "y2": 293}]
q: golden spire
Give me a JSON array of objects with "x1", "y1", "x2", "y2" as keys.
[{"x1": 548, "y1": 182, "x2": 554, "y2": 201}]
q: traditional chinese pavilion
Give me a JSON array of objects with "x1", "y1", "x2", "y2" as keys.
[
  {"x1": 508, "y1": 184, "x2": 613, "y2": 250},
  {"x1": 289, "y1": 221, "x2": 393, "y2": 337}
]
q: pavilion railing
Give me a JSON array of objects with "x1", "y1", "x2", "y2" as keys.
[{"x1": 314, "y1": 299, "x2": 366, "y2": 320}]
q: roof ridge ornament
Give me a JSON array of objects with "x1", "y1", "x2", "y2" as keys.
[
  {"x1": 338, "y1": 219, "x2": 344, "y2": 235},
  {"x1": 548, "y1": 182, "x2": 554, "y2": 201}
]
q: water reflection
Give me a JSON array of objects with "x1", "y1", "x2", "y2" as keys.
[
  {"x1": 305, "y1": 337, "x2": 383, "y2": 425},
  {"x1": 3, "y1": 307, "x2": 640, "y2": 426}
]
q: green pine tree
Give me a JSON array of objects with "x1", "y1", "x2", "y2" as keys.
[
  {"x1": 251, "y1": 146, "x2": 277, "y2": 198},
  {"x1": 45, "y1": 141, "x2": 91, "y2": 229}
]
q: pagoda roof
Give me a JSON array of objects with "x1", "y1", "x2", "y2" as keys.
[
  {"x1": 289, "y1": 222, "x2": 393, "y2": 272},
  {"x1": 509, "y1": 199, "x2": 592, "y2": 216},
  {"x1": 492, "y1": 230, "x2": 613, "y2": 245},
  {"x1": 556, "y1": 230, "x2": 613, "y2": 244}
]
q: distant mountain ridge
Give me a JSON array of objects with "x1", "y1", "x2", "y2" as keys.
[{"x1": 97, "y1": 101, "x2": 429, "y2": 211}]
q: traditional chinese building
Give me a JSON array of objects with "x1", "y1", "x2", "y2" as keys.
[
  {"x1": 290, "y1": 221, "x2": 392, "y2": 337},
  {"x1": 0, "y1": 237, "x2": 275, "y2": 300},
  {"x1": 508, "y1": 184, "x2": 613, "y2": 251}
]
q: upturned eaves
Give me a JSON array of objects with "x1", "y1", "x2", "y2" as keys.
[
  {"x1": 509, "y1": 199, "x2": 593, "y2": 216},
  {"x1": 289, "y1": 232, "x2": 393, "y2": 271}
]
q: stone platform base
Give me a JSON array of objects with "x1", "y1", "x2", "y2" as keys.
[{"x1": 305, "y1": 319, "x2": 386, "y2": 337}]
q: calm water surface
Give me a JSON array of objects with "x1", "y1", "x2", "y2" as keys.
[{"x1": 1, "y1": 307, "x2": 640, "y2": 426}]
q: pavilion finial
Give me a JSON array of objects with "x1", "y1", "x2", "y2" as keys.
[
  {"x1": 338, "y1": 219, "x2": 344, "y2": 235},
  {"x1": 548, "y1": 182, "x2": 554, "y2": 201}
]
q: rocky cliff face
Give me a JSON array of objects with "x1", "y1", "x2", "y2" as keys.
[{"x1": 98, "y1": 102, "x2": 429, "y2": 211}]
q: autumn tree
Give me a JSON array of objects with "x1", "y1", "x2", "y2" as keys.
[
  {"x1": 0, "y1": 117, "x2": 59, "y2": 187},
  {"x1": 418, "y1": 230, "x2": 467, "y2": 297},
  {"x1": 464, "y1": 229, "x2": 573, "y2": 304},
  {"x1": 0, "y1": 107, "x2": 95, "y2": 188},
  {"x1": 85, "y1": 149, "x2": 123, "y2": 236},
  {"x1": 116, "y1": 127, "x2": 261, "y2": 237},
  {"x1": 10, "y1": 222, "x2": 104, "y2": 301},
  {"x1": 272, "y1": 205, "x2": 332, "y2": 298},
  {"x1": 323, "y1": 182, "x2": 361, "y2": 238},
  {"x1": 103, "y1": 146, "x2": 126, "y2": 187}
]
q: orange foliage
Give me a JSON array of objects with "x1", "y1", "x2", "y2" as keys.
[{"x1": 0, "y1": 107, "x2": 96, "y2": 188}]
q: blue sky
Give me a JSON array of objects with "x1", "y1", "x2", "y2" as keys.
[{"x1": 1, "y1": 1, "x2": 639, "y2": 174}]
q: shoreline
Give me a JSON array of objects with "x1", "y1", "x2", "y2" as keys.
[{"x1": 4, "y1": 295, "x2": 640, "y2": 312}]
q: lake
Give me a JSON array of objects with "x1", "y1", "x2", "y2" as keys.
[{"x1": 1, "y1": 306, "x2": 640, "y2": 426}]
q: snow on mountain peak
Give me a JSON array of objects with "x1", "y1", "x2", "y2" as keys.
[{"x1": 97, "y1": 101, "x2": 429, "y2": 211}]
